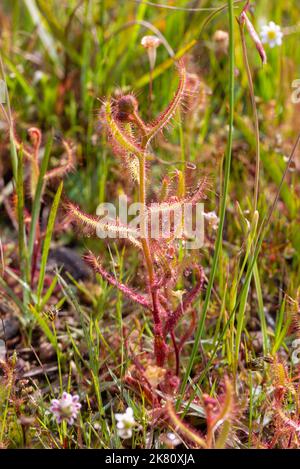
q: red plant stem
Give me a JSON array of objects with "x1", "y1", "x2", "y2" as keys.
[
  {"x1": 149, "y1": 68, "x2": 153, "y2": 116},
  {"x1": 178, "y1": 309, "x2": 197, "y2": 352},
  {"x1": 124, "y1": 375, "x2": 159, "y2": 406},
  {"x1": 163, "y1": 265, "x2": 204, "y2": 338},
  {"x1": 83, "y1": 252, "x2": 150, "y2": 308},
  {"x1": 138, "y1": 143, "x2": 167, "y2": 366},
  {"x1": 31, "y1": 222, "x2": 41, "y2": 286},
  {"x1": 171, "y1": 330, "x2": 180, "y2": 376}
]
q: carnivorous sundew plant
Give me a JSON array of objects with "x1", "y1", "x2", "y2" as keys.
[{"x1": 67, "y1": 59, "x2": 207, "y2": 372}]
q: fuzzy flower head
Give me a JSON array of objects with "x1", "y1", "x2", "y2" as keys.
[
  {"x1": 50, "y1": 392, "x2": 81, "y2": 425},
  {"x1": 115, "y1": 407, "x2": 135, "y2": 439},
  {"x1": 141, "y1": 35, "x2": 161, "y2": 50},
  {"x1": 260, "y1": 21, "x2": 283, "y2": 48},
  {"x1": 213, "y1": 30, "x2": 229, "y2": 54}
]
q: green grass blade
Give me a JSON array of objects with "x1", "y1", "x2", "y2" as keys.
[
  {"x1": 253, "y1": 261, "x2": 269, "y2": 354},
  {"x1": 28, "y1": 304, "x2": 58, "y2": 349},
  {"x1": 37, "y1": 181, "x2": 63, "y2": 304},
  {"x1": 178, "y1": 0, "x2": 235, "y2": 402},
  {"x1": 35, "y1": 0, "x2": 82, "y2": 66},
  {"x1": 24, "y1": 0, "x2": 62, "y2": 74},
  {"x1": 234, "y1": 113, "x2": 297, "y2": 217},
  {"x1": 28, "y1": 136, "x2": 52, "y2": 263},
  {"x1": 16, "y1": 146, "x2": 30, "y2": 308}
]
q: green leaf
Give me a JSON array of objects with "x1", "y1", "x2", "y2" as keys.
[
  {"x1": 28, "y1": 136, "x2": 52, "y2": 262},
  {"x1": 37, "y1": 181, "x2": 63, "y2": 304}
]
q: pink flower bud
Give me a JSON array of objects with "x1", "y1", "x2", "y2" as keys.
[{"x1": 240, "y1": 11, "x2": 267, "y2": 65}]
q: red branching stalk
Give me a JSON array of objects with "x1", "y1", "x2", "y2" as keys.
[
  {"x1": 177, "y1": 309, "x2": 197, "y2": 352},
  {"x1": 6, "y1": 124, "x2": 76, "y2": 294},
  {"x1": 205, "y1": 378, "x2": 234, "y2": 448},
  {"x1": 44, "y1": 138, "x2": 75, "y2": 181},
  {"x1": 145, "y1": 60, "x2": 188, "y2": 144},
  {"x1": 83, "y1": 252, "x2": 150, "y2": 309},
  {"x1": 133, "y1": 62, "x2": 199, "y2": 366},
  {"x1": 24, "y1": 127, "x2": 41, "y2": 199},
  {"x1": 66, "y1": 200, "x2": 141, "y2": 248},
  {"x1": 170, "y1": 331, "x2": 179, "y2": 375},
  {"x1": 163, "y1": 265, "x2": 204, "y2": 337},
  {"x1": 266, "y1": 355, "x2": 300, "y2": 448},
  {"x1": 138, "y1": 134, "x2": 167, "y2": 366}
]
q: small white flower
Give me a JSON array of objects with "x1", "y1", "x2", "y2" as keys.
[
  {"x1": 115, "y1": 407, "x2": 135, "y2": 439},
  {"x1": 166, "y1": 432, "x2": 181, "y2": 446},
  {"x1": 204, "y1": 211, "x2": 219, "y2": 230},
  {"x1": 141, "y1": 35, "x2": 161, "y2": 50},
  {"x1": 260, "y1": 21, "x2": 283, "y2": 48},
  {"x1": 50, "y1": 392, "x2": 81, "y2": 425},
  {"x1": 141, "y1": 35, "x2": 161, "y2": 70},
  {"x1": 33, "y1": 70, "x2": 45, "y2": 84}
]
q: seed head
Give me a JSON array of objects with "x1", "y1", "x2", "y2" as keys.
[{"x1": 113, "y1": 94, "x2": 138, "y2": 122}]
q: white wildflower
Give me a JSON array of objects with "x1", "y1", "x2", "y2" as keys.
[
  {"x1": 204, "y1": 211, "x2": 219, "y2": 230},
  {"x1": 260, "y1": 21, "x2": 283, "y2": 48},
  {"x1": 115, "y1": 407, "x2": 135, "y2": 439},
  {"x1": 166, "y1": 432, "x2": 181, "y2": 446},
  {"x1": 33, "y1": 70, "x2": 45, "y2": 84},
  {"x1": 50, "y1": 392, "x2": 81, "y2": 425},
  {"x1": 141, "y1": 35, "x2": 161, "y2": 70}
]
